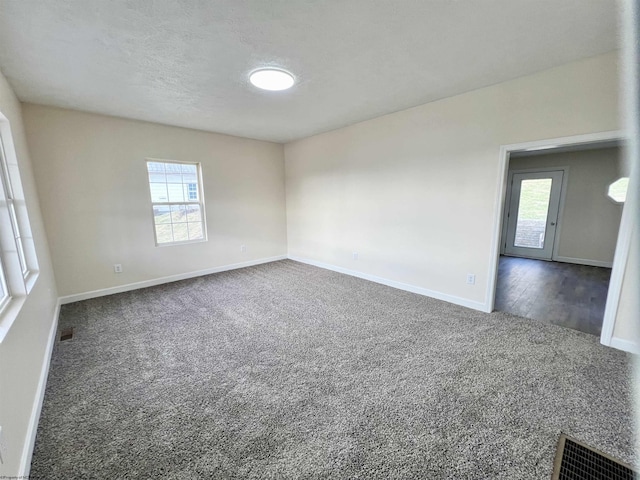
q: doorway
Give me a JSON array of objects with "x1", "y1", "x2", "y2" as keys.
[
  {"x1": 487, "y1": 131, "x2": 630, "y2": 343},
  {"x1": 503, "y1": 169, "x2": 564, "y2": 261}
]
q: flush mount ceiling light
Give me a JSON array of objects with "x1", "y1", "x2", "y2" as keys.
[{"x1": 249, "y1": 68, "x2": 295, "y2": 91}]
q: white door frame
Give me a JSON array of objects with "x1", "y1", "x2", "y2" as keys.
[{"x1": 484, "y1": 130, "x2": 629, "y2": 350}]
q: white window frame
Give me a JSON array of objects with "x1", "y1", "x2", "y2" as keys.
[
  {"x1": 145, "y1": 159, "x2": 207, "y2": 247},
  {"x1": 0, "y1": 113, "x2": 40, "y2": 342}
]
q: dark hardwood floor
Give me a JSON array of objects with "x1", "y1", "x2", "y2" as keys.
[{"x1": 494, "y1": 256, "x2": 612, "y2": 336}]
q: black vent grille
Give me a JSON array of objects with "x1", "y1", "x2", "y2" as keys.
[
  {"x1": 553, "y1": 434, "x2": 636, "y2": 480},
  {"x1": 60, "y1": 328, "x2": 74, "y2": 341}
]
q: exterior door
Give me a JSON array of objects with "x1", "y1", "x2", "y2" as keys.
[{"x1": 504, "y1": 170, "x2": 564, "y2": 260}]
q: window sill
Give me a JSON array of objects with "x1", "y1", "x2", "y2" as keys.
[{"x1": 155, "y1": 238, "x2": 208, "y2": 248}]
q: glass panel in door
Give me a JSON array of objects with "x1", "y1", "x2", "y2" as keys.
[
  {"x1": 513, "y1": 178, "x2": 553, "y2": 249},
  {"x1": 504, "y1": 170, "x2": 564, "y2": 261}
]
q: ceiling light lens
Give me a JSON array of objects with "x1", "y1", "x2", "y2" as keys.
[{"x1": 250, "y1": 69, "x2": 295, "y2": 91}]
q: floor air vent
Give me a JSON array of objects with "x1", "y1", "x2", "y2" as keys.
[
  {"x1": 60, "y1": 328, "x2": 74, "y2": 341},
  {"x1": 553, "y1": 434, "x2": 636, "y2": 480}
]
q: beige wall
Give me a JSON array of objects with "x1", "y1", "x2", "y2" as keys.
[
  {"x1": 285, "y1": 52, "x2": 620, "y2": 309},
  {"x1": 23, "y1": 105, "x2": 287, "y2": 297},
  {"x1": 0, "y1": 72, "x2": 58, "y2": 475},
  {"x1": 509, "y1": 147, "x2": 623, "y2": 266}
]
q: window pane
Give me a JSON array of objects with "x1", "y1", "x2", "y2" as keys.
[
  {"x1": 170, "y1": 204, "x2": 186, "y2": 222},
  {"x1": 146, "y1": 162, "x2": 166, "y2": 182},
  {"x1": 172, "y1": 223, "x2": 189, "y2": 242},
  {"x1": 182, "y1": 172, "x2": 197, "y2": 184},
  {"x1": 150, "y1": 183, "x2": 169, "y2": 202},
  {"x1": 166, "y1": 172, "x2": 182, "y2": 184},
  {"x1": 153, "y1": 205, "x2": 171, "y2": 224},
  {"x1": 181, "y1": 164, "x2": 197, "y2": 174},
  {"x1": 181, "y1": 164, "x2": 197, "y2": 183},
  {"x1": 147, "y1": 162, "x2": 166, "y2": 172},
  {"x1": 167, "y1": 183, "x2": 184, "y2": 202},
  {"x1": 184, "y1": 183, "x2": 198, "y2": 201},
  {"x1": 186, "y1": 204, "x2": 201, "y2": 222},
  {"x1": 148, "y1": 172, "x2": 166, "y2": 183},
  {"x1": 165, "y1": 163, "x2": 182, "y2": 183},
  {"x1": 155, "y1": 224, "x2": 173, "y2": 244},
  {"x1": 188, "y1": 222, "x2": 203, "y2": 240},
  {"x1": 514, "y1": 178, "x2": 552, "y2": 249},
  {"x1": 148, "y1": 171, "x2": 166, "y2": 183}
]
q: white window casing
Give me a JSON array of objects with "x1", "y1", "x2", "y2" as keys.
[{"x1": 0, "y1": 114, "x2": 40, "y2": 342}]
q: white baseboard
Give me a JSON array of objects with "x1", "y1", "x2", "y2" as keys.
[
  {"x1": 59, "y1": 255, "x2": 288, "y2": 304},
  {"x1": 288, "y1": 255, "x2": 488, "y2": 312},
  {"x1": 607, "y1": 336, "x2": 640, "y2": 355},
  {"x1": 553, "y1": 256, "x2": 613, "y2": 268},
  {"x1": 19, "y1": 298, "x2": 61, "y2": 478}
]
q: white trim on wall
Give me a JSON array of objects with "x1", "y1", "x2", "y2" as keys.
[
  {"x1": 485, "y1": 130, "x2": 630, "y2": 352},
  {"x1": 600, "y1": 212, "x2": 636, "y2": 347},
  {"x1": 289, "y1": 255, "x2": 488, "y2": 312},
  {"x1": 609, "y1": 336, "x2": 640, "y2": 355},
  {"x1": 59, "y1": 255, "x2": 288, "y2": 304},
  {"x1": 487, "y1": 143, "x2": 514, "y2": 311},
  {"x1": 19, "y1": 299, "x2": 61, "y2": 478},
  {"x1": 553, "y1": 256, "x2": 613, "y2": 268},
  {"x1": 550, "y1": 168, "x2": 570, "y2": 263}
]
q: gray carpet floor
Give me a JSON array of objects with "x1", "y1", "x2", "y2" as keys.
[{"x1": 31, "y1": 260, "x2": 635, "y2": 479}]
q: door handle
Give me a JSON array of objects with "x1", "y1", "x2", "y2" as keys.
[{"x1": 550, "y1": 222, "x2": 556, "y2": 226}]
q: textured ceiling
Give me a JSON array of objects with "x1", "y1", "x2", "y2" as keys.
[{"x1": 0, "y1": 1, "x2": 619, "y2": 143}]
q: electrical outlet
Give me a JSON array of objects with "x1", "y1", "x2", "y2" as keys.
[
  {"x1": 466, "y1": 274, "x2": 476, "y2": 285},
  {"x1": 240, "y1": 245, "x2": 246, "y2": 253},
  {"x1": 114, "y1": 264, "x2": 123, "y2": 273},
  {"x1": 352, "y1": 252, "x2": 359, "y2": 260}
]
